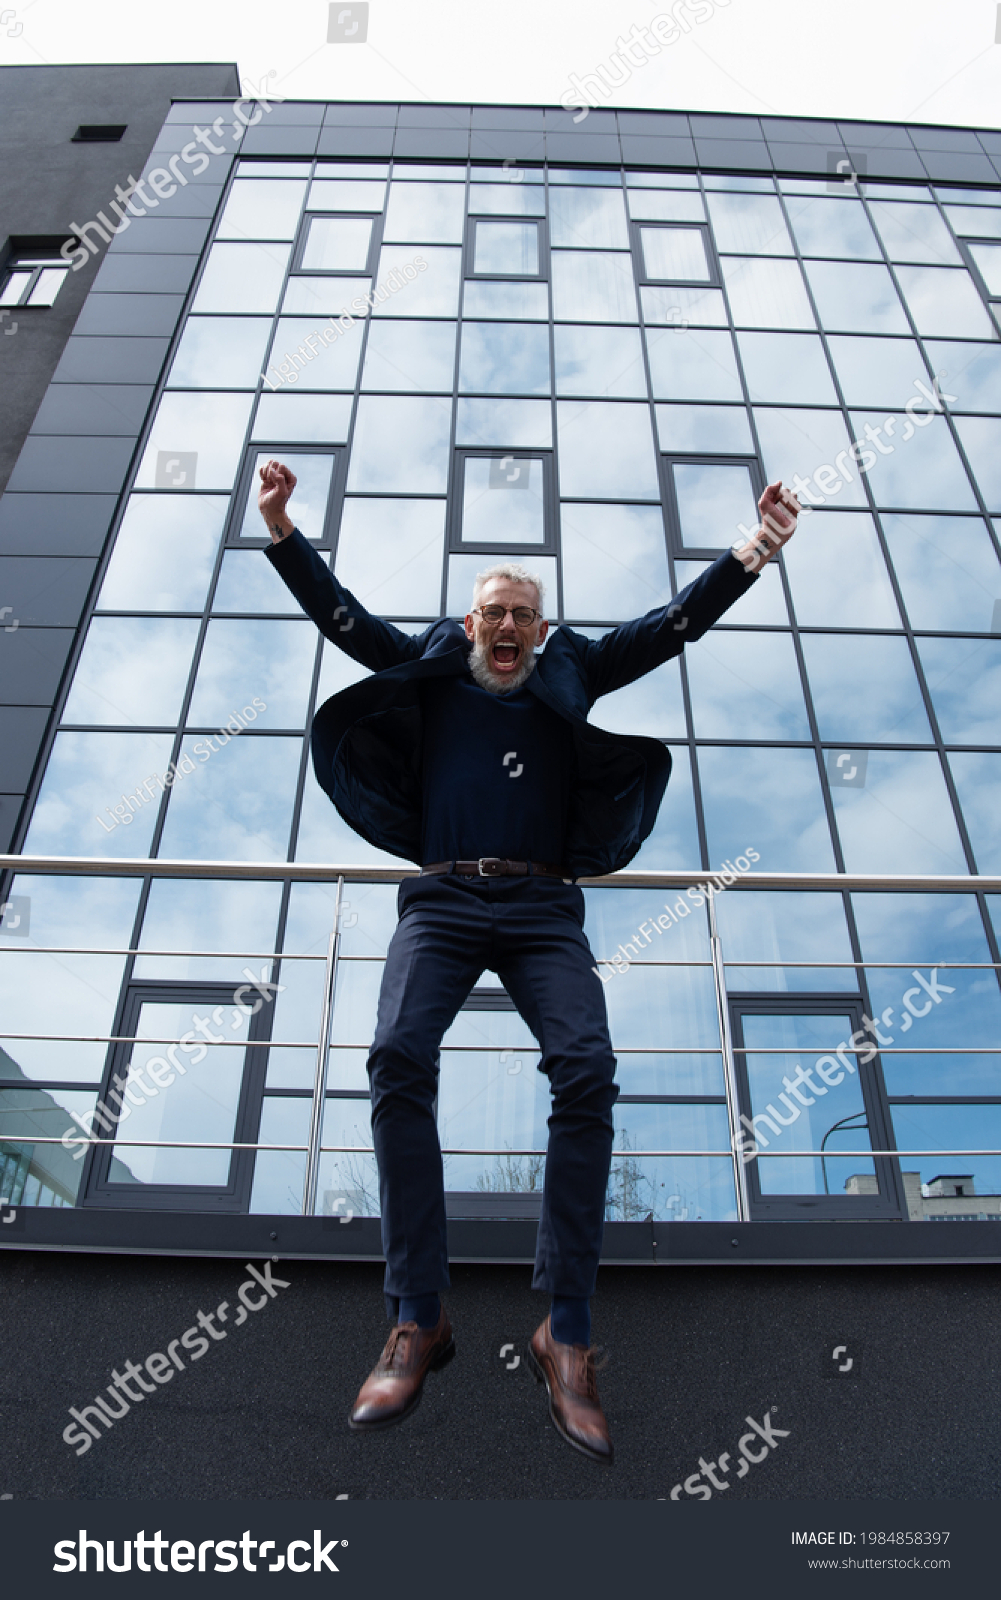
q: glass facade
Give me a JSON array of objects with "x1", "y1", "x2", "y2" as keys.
[{"x1": 2, "y1": 114, "x2": 1000, "y2": 1247}]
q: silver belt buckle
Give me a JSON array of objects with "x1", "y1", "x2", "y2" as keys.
[{"x1": 477, "y1": 857, "x2": 502, "y2": 877}]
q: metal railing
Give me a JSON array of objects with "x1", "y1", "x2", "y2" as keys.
[{"x1": 2, "y1": 855, "x2": 1000, "y2": 1223}]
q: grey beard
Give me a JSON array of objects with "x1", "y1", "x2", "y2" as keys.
[{"x1": 468, "y1": 640, "x2": 537, "y2": 695}]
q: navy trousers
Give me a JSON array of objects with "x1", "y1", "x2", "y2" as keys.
[{"x1": 367, "y1": 873, "x2": 619, "y2": 1312}]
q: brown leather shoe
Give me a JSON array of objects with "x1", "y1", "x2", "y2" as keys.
[
  {"x1": 348, "y1": 1306, "x2": 455, "y2": 1431},
  {"x1": 527, "y1": 1316, "x2": 613, "y2": 1465}
]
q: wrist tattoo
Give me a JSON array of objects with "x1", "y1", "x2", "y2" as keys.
[{"x1": 271, "y1": 523, "x2": 290, "y2": 541}]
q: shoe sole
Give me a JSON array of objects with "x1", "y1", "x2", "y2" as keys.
[
  {"x1": 347, "y1": 1339, "x2": 456, "y2": 1432},
  {"x1": 525, "y1": 1343, "x2": 614, "y2": 1466}
]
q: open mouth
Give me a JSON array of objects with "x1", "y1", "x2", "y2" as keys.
[{"x1": 490, "y1": 641, "x2": 521, "y2": 674}]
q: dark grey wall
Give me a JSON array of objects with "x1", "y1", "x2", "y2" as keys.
[{"x1": 0, "y1": 63, "x2": 239, "y2": 854}]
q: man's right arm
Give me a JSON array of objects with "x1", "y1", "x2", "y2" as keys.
[{"x1": 258, "y1": 458, "x2": 422, "y2": 674}]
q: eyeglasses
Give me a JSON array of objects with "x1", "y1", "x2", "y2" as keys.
[{"x1": 472, "y1": 605, "x2": 540, "y2": 627}]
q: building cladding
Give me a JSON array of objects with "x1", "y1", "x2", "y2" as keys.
[{"x1": 0, "y1": 79, "x2": 1000, "y2": 1261}]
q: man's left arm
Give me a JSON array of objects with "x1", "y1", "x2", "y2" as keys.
[{"x1": 581, "y1": 481, "x2": 800, "y2": 701}]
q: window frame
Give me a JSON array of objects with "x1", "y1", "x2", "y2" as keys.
[
  {"x1": 630, "y1": 219, "x2": 721, "y2": 290},
  {"x1": 660, "y1": 450, "x2": 766, "y2": 560},
  {"x1": 291, "y1": 208, "x2": 384, "y2": 278},
  {"x1": 448, "y1": 447, "x2": 558, "y2": 556},
  {"x1": 225, "y1": 442, "x2": 343, "y2": 549},
  {"x1": 463, "y1": 213, "x2": 550, "y2": 283}
]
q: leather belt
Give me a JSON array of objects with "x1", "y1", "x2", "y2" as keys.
[{"x1": 421, "y1": 858, "x2": 564, "y2": 880}]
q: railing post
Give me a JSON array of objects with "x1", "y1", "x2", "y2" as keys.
[
  {"x1": 302, "y1": 876, "x2": 343, "y2": 1217},
  {"x1": 708, "y1": 892, "x2": 751, "y2": 1223}
]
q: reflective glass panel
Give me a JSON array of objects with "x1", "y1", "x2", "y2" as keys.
[
  {"x1": 248, "y1": 1097, "x2": 308, "y2": 1215},
  {"x1": 674, "y1": 558, "x2": 789, "y2": 626},
  {"x1": 157, "y1": 733, "x2": 301, "y2": 862},
  {"x1": 869, "y1": 201, "x2": 962, "y2": 265},
  {"x1": 826, "y1": 335, "x2": 926, "y2": 408},
  {"x1": 715, "y1": 890, "x2": 857, "y2": 992},
  {"x1": 191, "y1": 242, "x2": 292, "y2": 314},
  {"x1": 894, "y1": 265, "x2": 995, "y2": 338},
  {"x1": 458, "y1": 321, "x2": 550, "y2": 394},
  {"x1": 627, "y1": 189, "x2": 704, "y2": 222},
  {"x1": 135, "y1": 392, "x2": 254, "y2": 492},
  {"x1": 461, "y1": 279, "x2": 549, "y2": 319},
  {"x1": 0, "y1": 874, "x2": 142, "y2": 1083},
  {"x1": 554, "y1": 323, "x2": 646, "y2": 397},
  {"x1": 455, "y1": 398, "x2": 552, "y2": 448},
  {"x1": 783, "y1": 510, "x2": 900, "y2": 628},
  {"x1": 251, "y1": 393, "x2": 353, "y2": 443},
  {"x1": 881, "y1": 513, "x2": 1001, "y2": 631},
  {"x1": 268, "y1": 316, "x2": 364, "y2": 389},
  {"x1": 97, "y1": 495, "x2": 226, "y2": 612},
  {"x1": 628, "y1": 743, "x2": 701, "y2": 871},
  {"x1": 742, "y1": 1014, "x2": 871, "y2": 1196},
  {"x1": 211, "y1": 550, "x2": 303, "y2": 614},
  {"x1": 371, "y1": 246, "x2": 461, "y2": 316},
  {"x1": 949, "y1": 751, "x2": 1001, "y2": 873},
  {"x1": 849, "y1": 411, "x2": 976, "y2": 511},
  {"x1": 640, "y1": 227, "x2": 710, "y2": 282},
  {"x1": 721, "y1": 257, "x2": 816, "y2": 328},
  {"x1": 943, "y1": 205, "x2": 1001, "y2": 238},
  {"x1": 346, "y1": 395, "x2": 452, "y2": 492},
  {"x1": 673, "y1": 462, "x2": 758, "y2": 548},
  {"x1": 697, "y1": 745, "x2": 836, "y2": 872},
  {"x1": 0, "y1": 1090, "x2": 97, "y2": 1206},
  {"x1": 551, "y1": 251, "x2": 638, "y2": 322},
  {"x1": 556, "y1": 401, "x2": 659, "y2": 499},
  {"x1": 462, "y1": 458, "x2": 545, "y2": 543},
  {"x1": 24, "y1": 731, "x2": 174, "y2": 859},
  {"x1": 560, "y1": 503, "x2": 670, "y2": 620},
  {"x1": 549, "y1": 187, "x2": 629, "y2": 250},
  {"x1": 953, "y1": 418, "x2": 1001, "y2": 511},
  {"x1": 281, "y1": 275, "x2": 370, "y2": 315},
  {"x1": 687, "y1": 631, "x2": 810, "y2": 739},
  {"x1": 752, "y1": 408, "x2": 869, "y2": 508},
  {"x1": 706, "y1": 192, "x2": 792, "y2": 255},
  {"x1": 655, "y1": 403, "x2": 753, "y2": 453},
  {"x1": 803, "y1": 633, "x2": 932, "y2": 742},
  {"x1": 923, "y1": 341, "x2": 1001, "y2": 412},
  {"x1": 301, "y1": 216, "x2": 373, "y2": 272},
  {"x1": 62, "y1": 617, "x2": 198, "y2": 728},
  {"x1": 831, "y1": 750, "x2": 967, "y2": 873},
  {"x1": 106, "y1": 1000, "x2": 249, "y2": 1187},
  {"x1": 646, "y1": 327, "x2": 742, "y2": 401},
  {"x1": 167, "y1": 317, "x2": 273, "y2": 389},
  {"x1": 468, "y1": 183, "x2": 546, "y2": 216},
  {"x1": 383, "y1": 182, "x2": 465, "y2": 243},
  {"x1": 187, "y1": 619, "x2": 316, "y2": 728},
  {"x1": 917, "y1": 636, "x2": 1001, "y2": 744},
  {"x1": 887, "y1": 1106, "x2": 1001, "y2": 1201},
  {"x1": 361, "y1": 318, "x2": 456, "y2": 391},
  {"x1": 238, "y1": 451, "x2": 335, "y2": 540},
  {"x1": 216, "y1": 178, "x2": 307, "y2": 240},
  {"x1": 135, "y1": 877, "x2": 283, "y2": 982},
  {"x1": 783, "y1": 195, "x2": 881, "y2": 259},
  {"x1": 804, "y1": 261, "x2": 909, "y2": 333},
  {"x1": 294, "y1": 769, "x2": 402, "y2": 867},
  {"x1": 473, "y1": 221, "x2": 539, "y2": 275},
  {"x1": 852, "y1": 891, "x2": 1001, "y2": 1096},
  {"x1": 307, "y1": 179, "x2": 386, "y2": 211},
  {"x1": 736, "y1": 331, "x2": 837, "y2": 403},
  {"x1": 640, "y1": 285, "x2": 728, "y2": 326},
  {"x1": 334, "y1": 498, "x2": 446, "y2": 616}
]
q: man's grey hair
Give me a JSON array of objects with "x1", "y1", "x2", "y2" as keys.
[{"x1": 472, "y1": 562, "x2": 546, "y2": 615}]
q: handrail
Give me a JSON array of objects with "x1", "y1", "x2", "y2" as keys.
[
  {"x1": 3, "y1": 854, "x2": 1001, "y2": 893},
  {"x1": 7, "y1": 1137, "x2": 1001, "y2": 1158}
]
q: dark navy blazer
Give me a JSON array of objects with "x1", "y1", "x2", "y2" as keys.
[{"x1": 266, "y1": 529, "x2": 756, "y2": 878}]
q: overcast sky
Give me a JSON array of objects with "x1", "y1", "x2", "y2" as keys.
[{"x1": 2, "y1": 0, "x2": 1000, "y2": 131}]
